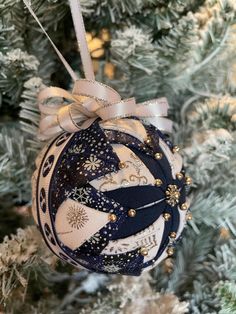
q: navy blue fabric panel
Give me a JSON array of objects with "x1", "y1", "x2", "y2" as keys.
[
  {"x1": 121, "y1": 254, "x2": 144, "y2": 276},
  {"x1": 111, "y1": 201, "x2": 168, "y2": 240},
  {"x1": 145, "y1": 124, "x2": 173, "y2": 150},
  {"x1": 104, "y1": 185, "x2": 165, "y2": 209},
  {"x1": 179, "y1": 186, "x2": 187, "y2": 205},
  {"x1": 173, "y1": 176, "x2": 185, "y2": 189},
  {"x1": 144, "y1": 128, "x2": 160, "y2": 152},
  {"x1": 104, "y1": 129, "x2": 154, "y2": 156},
  {"x1": 143, "y1": 125, "x2": 175, "y2": 183},
  {"x1": 50, "y1": 122, "x2": 120, "y2": 214},
  {"x1": 169, "y1": 206, "x2": 180, "y2": 233},
  {"x1": 160, "y1": 213, "x2": 173, "y2": 246}
]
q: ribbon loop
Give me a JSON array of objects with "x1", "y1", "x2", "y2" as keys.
[
  {"x1": 96, "y1": 98, "x2": 136, "y2": 121},
  {"x1": 136, "y1": 98, "x2": 169, "y2": 118},
  {"x1": 57, "y1": 104, "x2": 81, "y2": 133},
  {"x1": 72, "y1": 80, "x2": 121, "y2": 104}
]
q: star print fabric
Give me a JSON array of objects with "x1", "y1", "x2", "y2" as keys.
[{"x1": 50, "y1": 121, "x2": 120, "y2": 213}]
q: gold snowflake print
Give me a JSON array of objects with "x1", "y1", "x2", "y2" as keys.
[
  {"x1": 66, "y1": 205, "x2": 89, "y2": 229},
  {"x1": 83, "y1": 155, "x2": 101, "y2": 171},
  {"x1": 165, "y1": 184, "x2": 180, "y2": 207}
]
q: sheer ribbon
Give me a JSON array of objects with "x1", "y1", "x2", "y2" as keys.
[{"x1": 23, "y1": 0, "x2": 172, "y2": 141}]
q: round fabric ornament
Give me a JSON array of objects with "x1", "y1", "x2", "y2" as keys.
[{"x1": 26, "y1": 0, "x2": 192, "y2": 276}]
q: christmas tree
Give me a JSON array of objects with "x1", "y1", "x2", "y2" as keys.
[{"x1": 1, "y1": 0, "x2": 236, "y2": 313}]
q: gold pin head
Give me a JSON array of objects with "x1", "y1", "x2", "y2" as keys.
[
  {"x1": 180, "y1": 203, "x2": 188, "y2": 211},
  {"x1": 170, "y1": 232, "x2": 177, "y2": 239},
  {"x1": 155, "y1": 152, "x2": 163, "y2": 160},
  {"x1": 109, "y1": 213, "x2": 117, "y2": 222},
  {"x1": 167, "y1": 247, "x2": 174, "y2": 256},
  {"x1": 155, "y1": 179, "x2": 163, "y2": 187},
  {"x1": 172, "y1": 145, "x2": 180, "y2": 153},
  {"x1": 118, "y1": 162, "x2": 126, "y2": 169},
  {"x1": 140, "y1": 247, "x2": 148, "y2": 256},
  {"x1": 185, "y1": 176, "x2": 192, "y2": 185},
  {"x1": 145, "y1": 137, "x2": 152, "y2": 145},
  {"x1": 128, "y1": 209, "x2": 136, "y2": 217},
  {"x1": 186, "y1": 212, "x2": 193, "y2": 220},
  {"x1": 163, "y1": 212, "x2": 171, "y2": 221},
  {"x1": 176, "y1": 172, "x2": 183, "y2": 180}
]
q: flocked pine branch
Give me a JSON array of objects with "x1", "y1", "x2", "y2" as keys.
[
  {"x1": 0, "y1": 124, "x2": 34, "y2": 205},
  {"x1": 218, "y1": 281, "x2": 236, "y2": 314},
  {"x1": 81, "y1": 273, "x2": 189, "y2": 314},
  {"x1": 154, "y1": 226, "x2": 215, "y2": 294},
  {"x1": 0, "y1": 49, "x2": 39, "y2": 108},
  {"x1": 19, "y1": 77, "x2": 45, "y2": 150},
  {"x1": 111, "y1": 25, "x2": 160, "y2": 101},
  {"x1": 0, "y1": 226, "x2": 55, "y2": 306}
]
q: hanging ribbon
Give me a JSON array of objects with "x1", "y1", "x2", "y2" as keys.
[{"x1": 23, "y1": 0, "x2": 172, "y2": 141}]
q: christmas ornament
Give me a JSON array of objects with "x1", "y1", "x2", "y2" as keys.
[{"x1": 25, "y1": 0, "x2": 192, "y2": 275}]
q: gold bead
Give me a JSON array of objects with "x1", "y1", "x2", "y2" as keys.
[
  {"x1": 185, "y1": 176, "x2": 192, "y2": 185},
  {"x1": 140, "y1": 247, "x2": 148, "y2": 256},
  {"x1": 118, "y1": 161, "x2": 126, "y2": 169},
  {"x1": 172, "y1": 145, "x2": 180, "y2": 153},
  {"x1": 109, "y1": 213, "x2": 117, "y2": 222},
  {"x1": 128, "y1": 209, "x2": 136, "y2": 217},
  {"x1": 163, "y1": 212, "x2": 171, "y2": 221},
  {"x1": 167, "y1": 247, "x2": 174, "y2": 256},
  {"x1": 176, "y1": 172, "x2": 183, "y2": 180},
  {"x1": 186, "y1": 212, "x2": 193, "y2": 220},
  {"x1": 180, "y1": 203, "x2": 188, "y2": 211},
  {"x1": 155, "y1": 179, "x2": 163, "y2": 187},
  {"x1": 145, "y1": 136, "x2": 152, "y2": 145},
  {"x1": 155, "y1": 152, "x2": 163, "y2": 160},
  {"x1": 169, "y1": 232, "x2": 177, "y2": 239}
]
